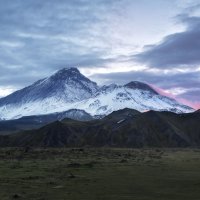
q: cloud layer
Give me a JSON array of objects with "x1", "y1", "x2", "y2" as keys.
[
  {"x1": 0, "y1": 0, "x2": 199, "y2": 108},
  {"x1": 135, "y1": 15, "x2": 200, "y2": 69},
  {"x1": 133, "y1": 7, "x2": 200, "y2": 108},
  {"x1": 0, "y1": 0, "x2": 125, "y2": 87}
]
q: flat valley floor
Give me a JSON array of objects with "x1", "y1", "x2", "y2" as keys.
[{"x1": 0, "y1": 148, "x2": 200, "y2": 200}]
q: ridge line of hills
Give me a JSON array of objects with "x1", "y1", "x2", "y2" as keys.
[{"x1": 0, "y1": 108, "x2": 199, "y2": 148}]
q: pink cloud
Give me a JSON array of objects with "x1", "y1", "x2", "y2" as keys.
[{"x1": 149, "y1": 84, "x2": 199, "y2": 110}]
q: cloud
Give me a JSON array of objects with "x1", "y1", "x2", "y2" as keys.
[
  {"x1": 135, "y1": 14, "x2": 200, "y2": 69},
  {"x1": 0, "y1": 0, "x2": 199, "y2": 107},
  {"x1": 0, "y1": 0, "x2": 125, "y2": 88},
  {"x1": 128, "y1": 3, "x2": 200, "y2": 108}
]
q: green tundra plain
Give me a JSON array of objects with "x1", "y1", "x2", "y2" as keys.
[{"x1": 0, "y1": 148, "x2": 200, "y2": 200}]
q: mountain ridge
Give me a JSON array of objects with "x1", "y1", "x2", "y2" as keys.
[
  {"x1": 1, "y1": 108, "x2": 199, "y2": 147},
  {"x1": 0, "y1": 67, "x2": 194, "y2": 120}
]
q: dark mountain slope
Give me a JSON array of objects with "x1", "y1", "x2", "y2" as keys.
[{"x1": 0, "y1": 109, "x2": 199, "y2": 148}]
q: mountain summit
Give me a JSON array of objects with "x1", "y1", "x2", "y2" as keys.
[
  {"x1": 124, "y1": 81, "x2": 158, "y2": 95},
  {"x1": 0, "y1": 67, "x2": 98, "y2": 104},
  {"x1": 51, "y1": 67, "x2": 90, "y2": 83},
  {"x1": 0, "y1": 67, "x2": 194, "y2": 119},
  {"x1": 0, "y1": 67, "x2": 98, "y2": 119}
]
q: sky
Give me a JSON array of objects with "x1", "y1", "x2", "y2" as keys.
[{"x1": 0, "y1": 0, "x2": 199, "y2": 109}]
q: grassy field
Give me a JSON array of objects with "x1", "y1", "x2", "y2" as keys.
[{"x1": 0, "y1": 148, "x2": 200, "y2": 200}]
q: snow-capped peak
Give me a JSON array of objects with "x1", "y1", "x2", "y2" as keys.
[
  {"x1": 51, "y1": 67, "x2": 84, "y2": 81},
  {"x1": 124, "y1": 81, "x2": 158, "y2": 95},
  {"x1": 0, "y1": 67, "x2": 99, "y2": 119},
  {"x1": 75, "y1": 81, "x2": 194, "y2": 116},
  {"x1": 0, "y1": 67, "x2": 194, "y2": 120}
]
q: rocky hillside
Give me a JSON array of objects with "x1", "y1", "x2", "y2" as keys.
[{"x1": 1, "y1": 109, "x2": 199, "y2": 147}]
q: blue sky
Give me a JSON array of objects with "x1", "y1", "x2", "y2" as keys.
[{"x1": 0, "y1": 0, "x2": 199, "y2": 108}]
